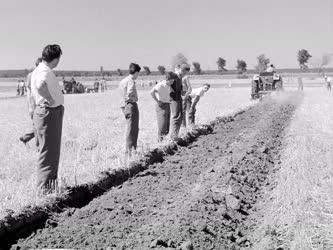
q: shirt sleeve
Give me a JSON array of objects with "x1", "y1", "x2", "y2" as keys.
[
  {"x1": 153, "y1": 82, "x2": 162, "y2": 91},
  {"x1": 35, "y1": 71, "x2": 48, "y2": 89}
]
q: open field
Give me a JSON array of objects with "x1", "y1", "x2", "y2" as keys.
[
  {"x1": 0, "y1": 86, "x2": 254, "y2": 219},
  {"x1": 1, "y1": 82, "x2": 333, "y2": 249},
  {"x1": 12, "y1": 92, "x2": 301, "y2": 249}
]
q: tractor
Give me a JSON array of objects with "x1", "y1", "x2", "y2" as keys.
[{"x1": 251, "y1": 72, "x2": 283, "y2": 100}]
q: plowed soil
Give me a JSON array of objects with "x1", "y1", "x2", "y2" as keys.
[{"x1": 13, "y1": 93, "x2": 300, "y2": 250}]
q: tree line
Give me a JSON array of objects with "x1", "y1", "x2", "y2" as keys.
[{"x1": 0, "y1": 50, "x2": 331, "y2": 78}]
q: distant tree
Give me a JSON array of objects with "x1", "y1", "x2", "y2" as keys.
[
  {"x1": 216, "y1": 57, "x2": 227, "y2": 72},
  {"x1": 297, "y1": 49, "x2": 312, "y2": 70},
  {"x1": 192, "y1": 62, "x2": 202, "y2": 74},
  {"x1": 236, "y1": 60, "x2": 247, "y2": 74},
  {"x1": 157, "y1": 65, "x2": 166, "y2": 75},
  {"x1": 171, "y1": 53, "x2": 188, "y2": 70},
  {"x1": 309, "y1": 53, "x2": 332, "y2": 75},
  {"x1": 143, "y1": 66, "x2": 151, "y2": 75},
  {"x1": 255, "y1": 54, "x2": 270, "y2": 72},
  {"x1": 117, "y1": 69, "x2": 123, "y2": 76},
  {"x1": 100, "y1": 66, "x2": 104, "y2": 76}
]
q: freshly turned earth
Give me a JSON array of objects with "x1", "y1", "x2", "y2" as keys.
[{"x1": 13, "y1": 93, "x2": 300, "y2": 250}]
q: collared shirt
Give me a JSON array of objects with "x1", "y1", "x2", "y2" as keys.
[
  {"x1": 190, "y1": 87, "x2": 206, "y2": 98},
  {"x1": 119, "y1": 75, "x2": 138, "y2": 106},
  {"x1": 153, "y1": 80, "x2": 171, "y2": 103},
  {"x1": 31, "y1": 62, "x2": 64, "y2": 107}
]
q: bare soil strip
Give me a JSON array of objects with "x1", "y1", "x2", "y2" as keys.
[{"x1": 12, "y1": 93, "x2": 300, "y2": 250}]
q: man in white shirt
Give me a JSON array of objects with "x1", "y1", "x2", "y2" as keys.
[
  {"x1": 266, "y1": 64, "x2": 276, "y2": 73},
  {"x1": 119, "y1": 63, "x2": 141, "y2": 155},
  {"x1": 188, "y1": 84, "x2": 210, "y2": 125},
  {"x1": 31, "y1": 44, "x2": 64, "y2": 192},
  {"x1": 150, "y1": 72, "x2": 174, "y2": 141}
]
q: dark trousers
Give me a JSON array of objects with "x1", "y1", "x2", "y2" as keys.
[
  {"x1": 33, "y1": 105, "x2": 64, "y2": 191},
  {"x1": 188, "y1": 97, "x2": 200, "y2": 125},
  {"x1": 155, "y1": 102, "x2": 170, "y2": 142},
  {"x1": 170, "y1": 99, "x2": 183, "y2": 139},
  {"x1": 122, "y1": 102, "x2": 139, "y2": 154},
  {"x1": 182, "y1": 96, "x2": 192, "y2": 127}
]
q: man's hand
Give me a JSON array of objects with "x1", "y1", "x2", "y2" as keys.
[{"x1": 47, "y1": 98, "x2": 55, "y2": 107}]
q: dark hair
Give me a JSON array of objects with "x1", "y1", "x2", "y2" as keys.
[
  {"x1": 42, "y1": 44, "x2": 62, "y2": 63},
  {"x1": 204, "y1": 83, "x2": 211, "y2": 88},
  {"x1": 270, "y1": 64, "x2": 274, "y2": 67},
  {"x1": 35, "y1": 57, "x2": 42, "y2": 67},
  {"x1": 129, "y1": 63, "x2": 141, "y2": 75}
]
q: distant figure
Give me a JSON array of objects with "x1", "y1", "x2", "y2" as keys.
[
  {"x1": 31, "y1": 44, "x2": 64, "y2": 192},
  {"x1": 297, "y1": 77, "x2": 303, "y2": 91},
  {"x1": 93, "y1": 78, "x2": 99, "y2": 92},
  {"x1": 19, "y1": 57, "x2": 43, "y2": 145},
  {"x1": 119, "y1": 63, "x2": 141, "y2": 156},
  {"x1": 181, "y1": 73, "x2": 192, "y2": 127},
  {"x1": 188, "y1": 84, "x2": 211, "y2": 125},
  {"x1": 324, "y1": 75, "x2": 331, "y2": 91},
  {"x1": 16, "y1": 80, "x2": 21, "y2": 95},
  {"x1": 170, "y1": 63, "x2": 190, "y2": 139},
  {"x1": 266, "y1": 64, "x2": 276, "y2": 73},
  {"x1": 150, "y1": 72, "x2": 174, "y2": 142},
  {"x1": 100, "y1": 78, "x2": 106, "y2": 92}
]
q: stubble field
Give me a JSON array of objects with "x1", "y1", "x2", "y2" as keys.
[
  {"x1": 1, "y1": 79, "x2": 333, "y2": 249},
  {"x1": 0, "y1": 84, "x2": 254, "y2": 219}
]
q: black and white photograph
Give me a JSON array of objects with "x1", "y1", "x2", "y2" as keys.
[{"x1": 0, "y1": 0, "x2": 332, "y2": 249}]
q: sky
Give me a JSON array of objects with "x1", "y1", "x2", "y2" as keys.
[{"x1": 0, "y1": 0, "x2": 332, "y2": 71}]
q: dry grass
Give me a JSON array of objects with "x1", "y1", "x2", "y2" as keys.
[
  {"x1": 252, "y1": 87, "x2": 333, "y2": 250},
  {"x1": 0, "y1": 86, "x2": 254, "y2": 218}
]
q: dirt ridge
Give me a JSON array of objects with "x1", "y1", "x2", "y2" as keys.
[
  {"x1": 0, "y1": 108, "x2": 246, "y2": 249},
  {"x1": 12, "y1": 94, "x2": 301, "y2": 249}
]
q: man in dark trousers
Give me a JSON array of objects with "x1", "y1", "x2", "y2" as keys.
[
  {"x1": 119, "y1": 63, "x2": 141, "y2": 155},
  {"x1": 19, "y1": 57, "x2": 42, "y2": 145},
  {"x1": 169, "y1": 64, "x2": 190, "y2": 139},
  {"x1": 31, "y1": 44, "x2": 64, "y2": 193}
]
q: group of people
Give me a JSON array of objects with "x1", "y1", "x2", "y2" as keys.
[
  {"x1": 16, "y1": 79, "x2": 26, "y2": 96},
  {"x1": 119, "y1": 63, "x2": 210, "y2": 155},
  {"x1": 93, "y1": 78, "x2": 107, "y2": 93},
  {"x1": 20, "y1": 44, "x2": 210, "y2": 193}
]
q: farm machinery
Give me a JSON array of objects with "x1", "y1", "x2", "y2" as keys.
[{"x1": 251, "y1": 72, "x2": 283, "y2": 100}]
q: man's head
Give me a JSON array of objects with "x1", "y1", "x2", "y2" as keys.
[
  {"x1": 42, "y1": 44, "x2": 62, "y2": 69},
  {"x1": 129, "y1": 63, "x2": 141, "y2": 80},
  {"x1": 175, "y1": 63, "x2": 190, "y2": 76},
  {"x1": 203, "y1": 83, "x2": 211, "y2": 92},
  {"x1": 165, "y1": 72, "x2": 175, "y2": 86}
]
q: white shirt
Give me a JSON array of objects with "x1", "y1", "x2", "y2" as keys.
[
  {"x1": 31, "y1": 62, "x2": 64, "y2": 107},
  {"x1": 325, "y1": 77, "x2": 331, "y2": 83},
  {"x1": 266, "y1": 66, "x2": 275, "y2": 73},
  {"x1": 190, "y1": 87, "x2": 206, "y2": 98},
  {"x1": 182, "y1": 75, "x2": 191, "y2": 92},
  {"x1": 153, "y1": 80, "x2": 171, "y2": 103}
]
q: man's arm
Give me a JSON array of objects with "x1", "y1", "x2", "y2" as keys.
[
  {"x1": 190, "y1": 96, "x2": 200, "y2": 110},
  {"x1": 184, "y1": 77, "x2": 192, "y2": 98},
  {"x1": 150, "y1": 88, "x2": 160, "y2": 103}
]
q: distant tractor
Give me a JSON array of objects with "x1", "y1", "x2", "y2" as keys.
[{"x1": 251, "y1": 72, "x2": 283, "y2": 100}]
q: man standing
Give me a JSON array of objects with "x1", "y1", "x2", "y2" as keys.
[
  {"x1": 188, "y1": 84, "x2": 210, "y2": 125},
  {"x1": 170, "y1": 64, "x2": 190, "y2": 139},
  {"x1": 31, "y1": 44, "x2": 64, "y2": 192},
  {"x1": 119, "y1": 63, "x2": 141, "y2": 155},
  {"x1": 181, "y1": 72, "x2": 192, "y2": 127},
  {"x1": 324, "y1": 75, "x2": 331, "y2": 91},
  {"x1": 150, "y1": 72, "x2": 174, "y2": 142},
  {"x1": 19, "y1": 57, "x2": 42, "y2": 145}
]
